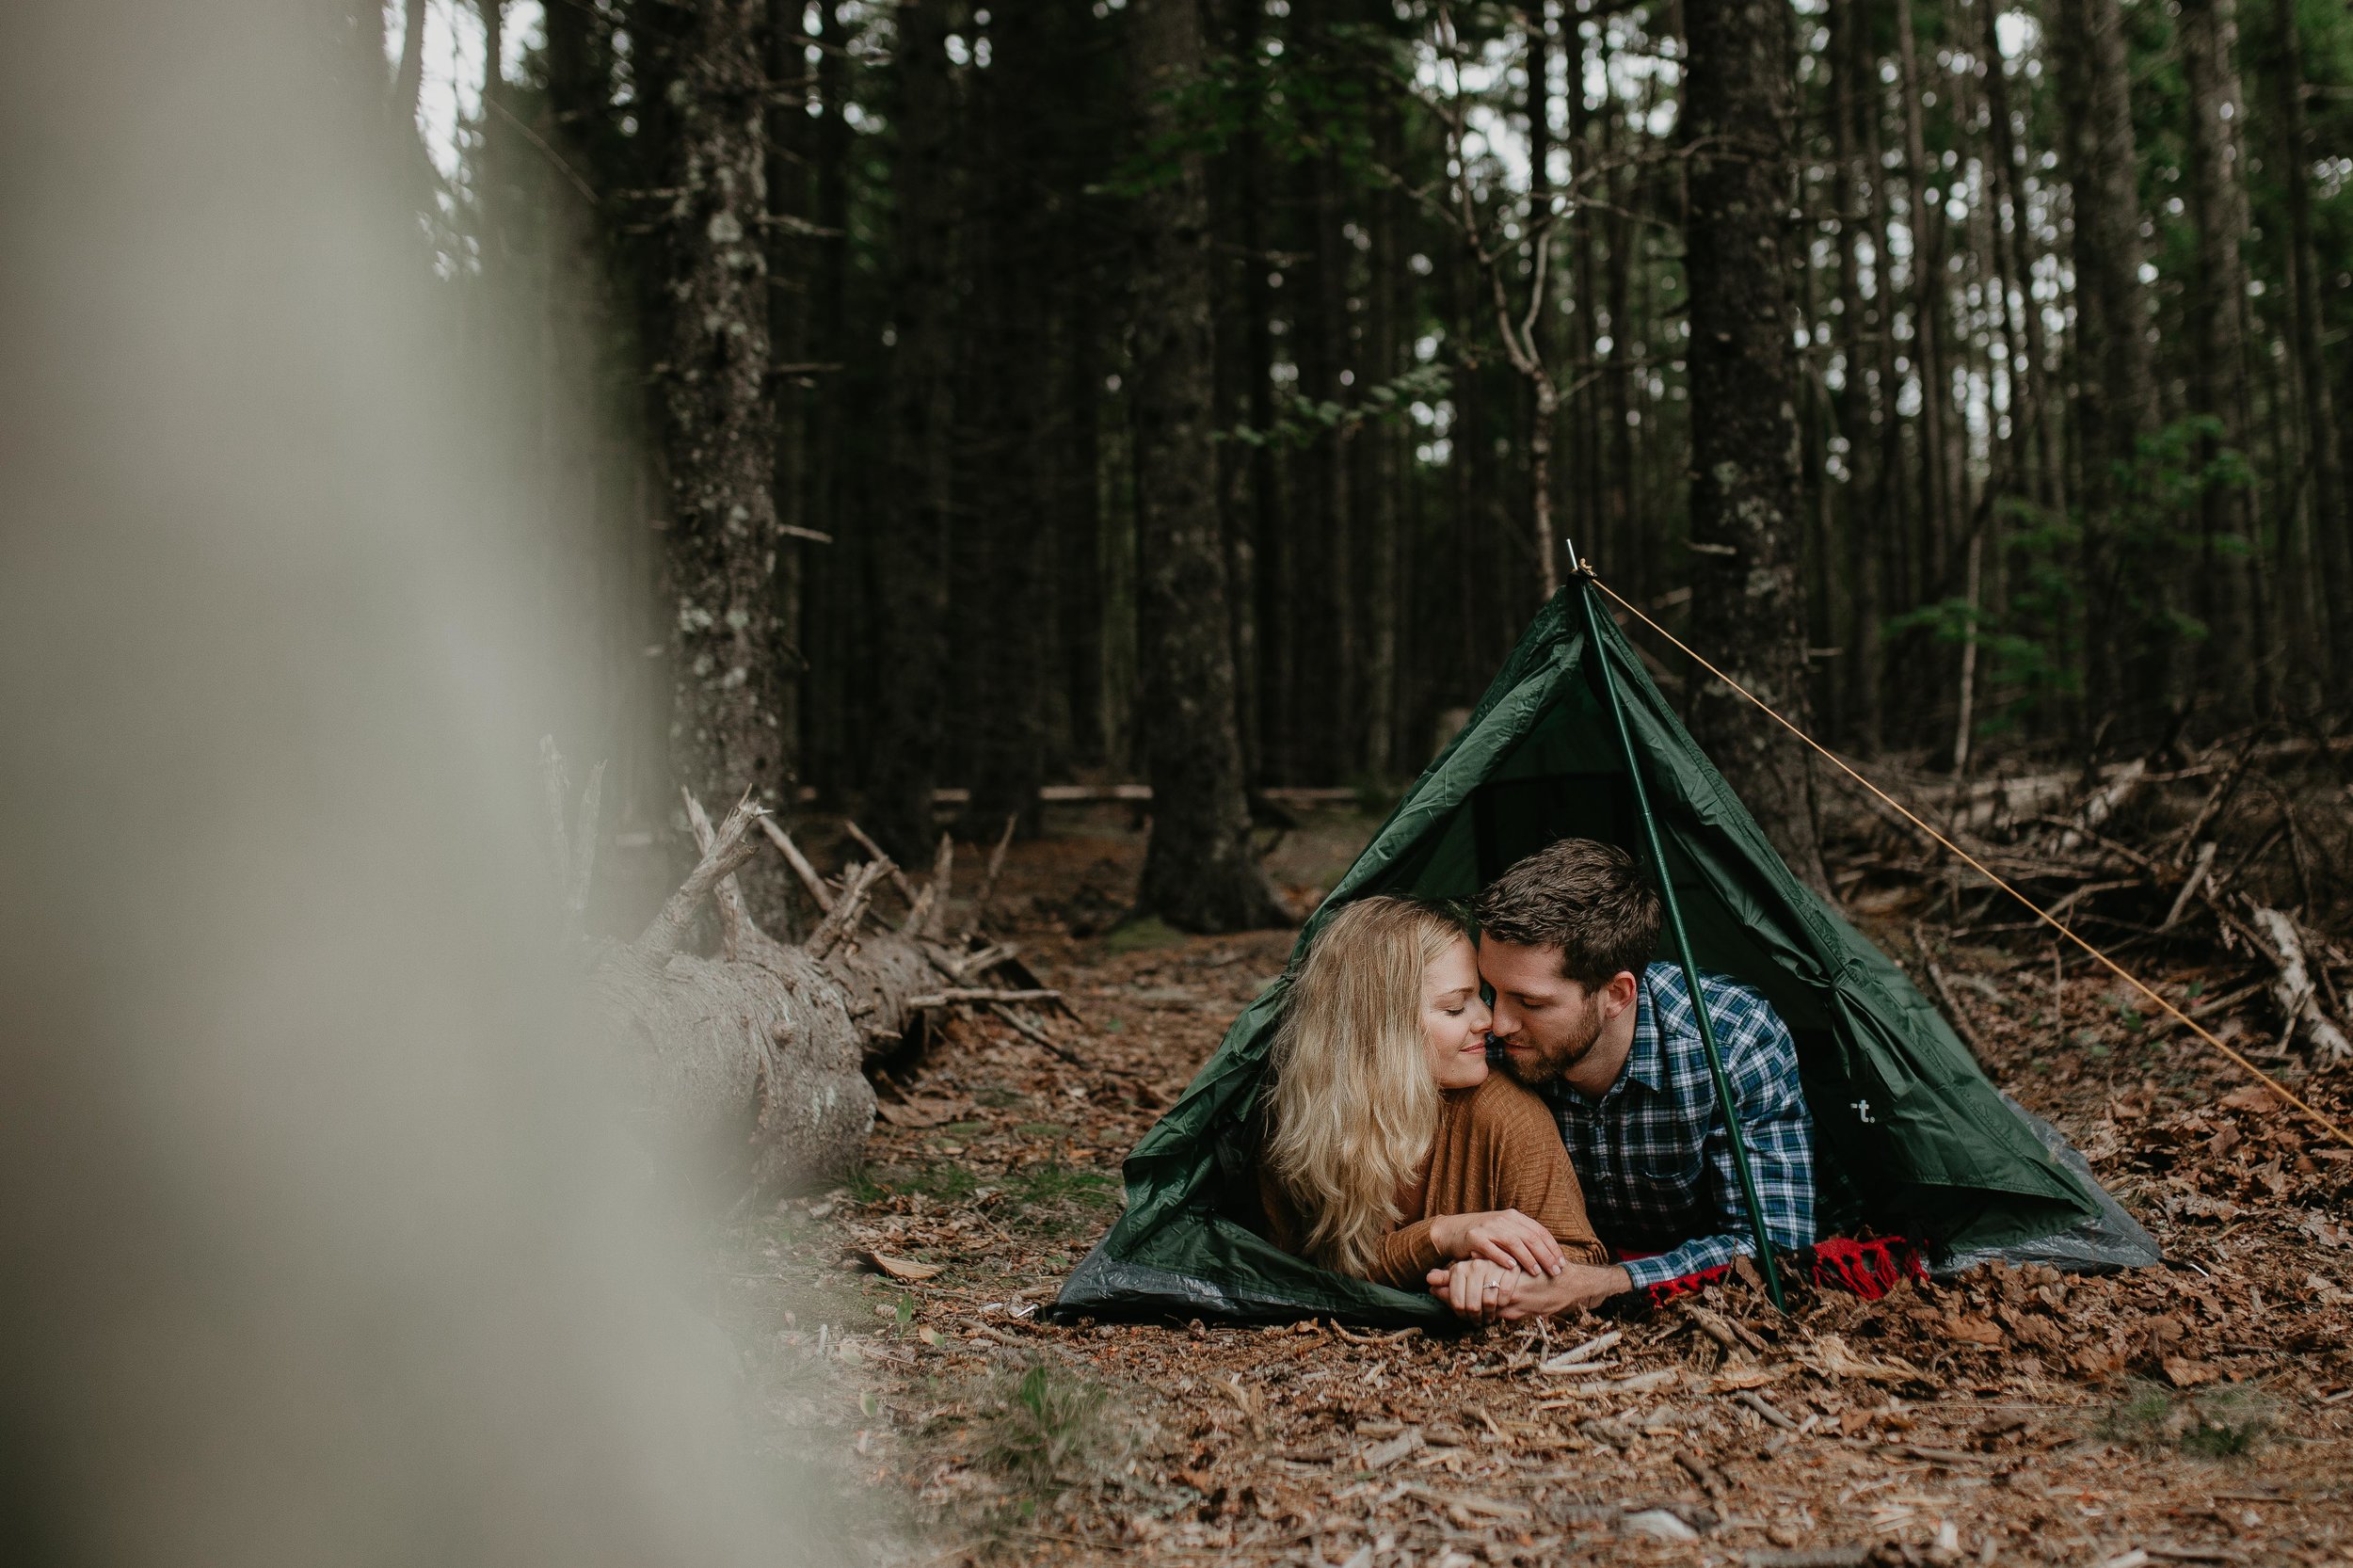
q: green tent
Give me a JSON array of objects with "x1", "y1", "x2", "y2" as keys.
[{"x1": 1057, "y1": 586, "x2": 2157, "y2": 1325}]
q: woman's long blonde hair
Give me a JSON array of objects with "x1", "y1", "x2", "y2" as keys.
[{"x1": 1264, "y1": 896, "x2": 1466, "y2": 1278}]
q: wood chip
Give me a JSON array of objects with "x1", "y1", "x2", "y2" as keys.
[
  {"x1": 1685, "y1": 1300, "x2": 1771, "y2": 1352},
  {"x1": 1362, "y1": 1428, "x2": 1423, "y2": 1469},
  {"x1": 1877, "y1": 1442, "x2": 1988, "y2": 1466},
  {"x1": 1537, "y1": 1357, "x2": 1621, "y2": 1376},
  {"x1": 1624, "y1": 1509, "x2": 1700, "y2": 1543},
  {"x1": 1735, "y1": 1389, "x2": 1800, "y2": 1431},
  {"x1": 1541, "y1": 1328, "x2": 1624, "y2": 1369},
  {"x1": 1400, "y1": 1483, "x2": 1532, "y2": 1520},
  {"x1": 1675, "y1": 1448, "x2": 1728, "y2": 1496},
  {"x1": 870, "y1": 1252, "x2": 943, "y2": 1282}
]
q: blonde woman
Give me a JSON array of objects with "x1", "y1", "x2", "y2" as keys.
[{"x1": 1257, "y1": 896, "x2": 1608, "y2": 1317}]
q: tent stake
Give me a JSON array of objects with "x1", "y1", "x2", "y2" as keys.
[{"x1": 1567, "y1": 545, "x2": 1787, "y2": 1313}]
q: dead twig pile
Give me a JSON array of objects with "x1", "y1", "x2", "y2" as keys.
[{"x1": 1824, "y1": 728, "x2": 2353, "y2": 1086}]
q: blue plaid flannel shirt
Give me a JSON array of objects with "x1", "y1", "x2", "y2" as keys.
[{"x1": 1529, "y1": 962, "x2": 1815, "y2": 1290}]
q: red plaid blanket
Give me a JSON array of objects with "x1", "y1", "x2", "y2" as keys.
[{"x1": 1618, "y1": 1236, "x2": 1928, "y2": 1310}]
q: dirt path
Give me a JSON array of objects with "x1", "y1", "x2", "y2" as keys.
[{"x1": 712, "y1": 810, "x2": 2353, "y2": 1566}]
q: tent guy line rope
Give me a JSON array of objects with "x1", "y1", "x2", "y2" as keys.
[{"x1": 1581, "y1": 567, "x2": 2353, "y2": 1155}]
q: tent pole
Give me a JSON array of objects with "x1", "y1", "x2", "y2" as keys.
[{"x1": 1565, "y1": 542, "x2": 1788, "y2": 1312}]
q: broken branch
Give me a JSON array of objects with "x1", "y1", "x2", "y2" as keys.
[
  {"x1": 760, "y1": 816, "x2": 834, "y2": 913},
  {"x1": 634, "y1": 790, "x2": 764, "y2": 961},
  {"x1": 806, "y1": 858, "x2": 889, "y2": 960},
  {"x1": 842, "y1": 819, "x2": 921, "y2": 908},
  {"x1": 905, "y1": 987, "x2": 1061, "y2": 1009}
]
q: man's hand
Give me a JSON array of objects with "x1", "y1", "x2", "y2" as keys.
[
  {"x1": 1425, "y1": 1259, "x2": 1633, "y2": 1322},
  {"x1": 1425, "y1": 1209, "x2": 1566, "y2": 1277}
]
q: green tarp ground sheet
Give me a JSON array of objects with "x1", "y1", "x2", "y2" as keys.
[{"x1": 1055, "y1": 586, "x2": 2157, "y2": 1326}]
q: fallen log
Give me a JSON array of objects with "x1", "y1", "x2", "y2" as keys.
[{"x1": 570, "y1": 765, "x2": 1002, "y2": 1202}]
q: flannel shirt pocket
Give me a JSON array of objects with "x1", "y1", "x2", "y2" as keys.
[{"x1": 1632, "y1": 1141, "x2": 1706, "y2": 1196}]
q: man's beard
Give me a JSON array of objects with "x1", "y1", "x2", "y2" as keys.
[{"x1": 1497, "y1": 992, "x2": 1608, "y2": 1086}]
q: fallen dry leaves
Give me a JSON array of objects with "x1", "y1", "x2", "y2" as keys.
[{"x1": 698, "y1": 813, "x2": 2353, "y2": 1567}]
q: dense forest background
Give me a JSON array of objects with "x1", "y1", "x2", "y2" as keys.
[{"x1": 361, "y1": 0, "x2": 2353, "y2": 927}]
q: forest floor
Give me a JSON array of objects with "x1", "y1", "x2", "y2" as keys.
[{"x1": 708, "y1": 805, "x2": 2353, "y2": 1568}]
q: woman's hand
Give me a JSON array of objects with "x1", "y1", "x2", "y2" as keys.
[
  {"x1": 1426, "y1": 1209, "x2": 1566, "y2": 1278},
  {"x1": 1425, "y1": 1257, "x2": 1525, "y2": 1324},
  {"x1": 1426, "y1": 1260, "x2": 1632, "y2": 1322}
]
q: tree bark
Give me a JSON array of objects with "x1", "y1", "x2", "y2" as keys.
[
  {"x1": 1363, "y1": 77, "x2": 1405, "y2": 777},
  {"x1": 583, "y1": 788, "x2": 993, "y2": 1200},
  {"x1": 797, "y1": 0, "x2": 854, "y2": 803},
  {"x1": 2179, "y1": 0, "x2": 2263, "y2": 714},
  {"x1": 965, "y1": 4, "x2": 1051, "y2": 840},
  {"x1": 765, "y1": 0, "x2": 813, "y2": 813},
  {"x1": 869, "y1": 0, "x2": 956, "y2": 861},
  {"x1": 1977, "y1": 0, "x2": 2068, "y2": 524},
  {"x1": 1290, "y1": 0, "x2": 1356, "y2": 779},
  {"x1": 2263, "y1": 0, "x2": 2353, "y2": 696},
  {"x1": 1829, "y1": 0, "x2": 1881, "y2": 751},
  {"x1": 1679, "y1": 0, "x2": 1832, "y2": 892},
  {"x1": 1527, "y1": 0, "x2": 1561, "y2": 595},
  {"x1": 1234, "y1": 0, "x2": 1288, "y2": 785},
  {"x1": 1064, "y1": 266, "x2": 1108, "y2": 766},
  {"x1": 1211, "y1": 0, "x2": 1261, "y2": 785},
  {"x1": 1893, "y1": 0, "x2": 1956, "y2": 592},
  {"x1": 645, "y1": 0, "x2": 792, "y2": 920},
  {"x1": 2048, "y1": 0, "x2": 2159, "y2": 742},
  {"x1": 1127, "y1": 0, "x2": 1290, "y2": 932}
]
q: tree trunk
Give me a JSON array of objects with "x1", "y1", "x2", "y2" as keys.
[
  {"x1": 1978, "y1": 0, "x2": 2068, "y2": 523},
  {"x1": 1235, "y1": 0, "x2": 1289, "y2": 784},
  {"x1": 1212, "y1": 0, "x2": 1261, "y2": 786},
  {"x1": 1572, "y1": 27, "x2": 1609, "y2": 576},
  {"x1": 1527, "y1": 0, "x2": 1561, "y2": 595},
  {"x1": 1829, "y1": 0, "x2": 1881, "y2": 751},
  {"x1": 1363, "y1": 81, "x2": 1404, "y2": 778},
  {"x1": 765, "y1": 0, "x2": 813, "y2": 809},
  {"x1": 1127, "y1": 0, "x2": 1290, "y2": 933},
  {"x1": 645, "y1": 0, "x2": 792, "y2": 920},
  {"x1": 2048, "y1": 0, "x2": 2159, "y2": 742},
  {"x1": 1893, "y1": 0, "x2": 1955, "y2": 592},
  {"x1": 1064, "y1": 272, "x2": 1108, "y2": 766},
  {"x1": 2264, "y1": 0, "x2": 2353, "y2": 696},
  {"x1": 1290, "y1": 0, "x2": 1356, "y2": 781},
  {"x1": 965, "y1": 5, "x2": 1051, "y2": 841},
  {"x1": 2179, "y1": 0, "x2": 2263, "y2": 715},
  {"x1": 1867, "y1": 56, "x2": 1914, "y2": 743},
  {"x1": 798, "y1": 0, "x2": 854, "y2": 803},
  {"x1": 1603, "y1": 62, "x2": 1641, "y2": 600},
  {"x1": 869, "y1": 0, "x2": 956, "y2": 861},
  {"x1": 1679, "y1": 0, "x2": 1832, "y2": 892}
]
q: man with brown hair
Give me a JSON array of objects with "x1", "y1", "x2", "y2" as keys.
[{"x1": 1426, "y1": 838, "x2": 1816, "y2": 1319}]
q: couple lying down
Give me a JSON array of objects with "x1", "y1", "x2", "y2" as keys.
[{"x1": 1252, "y1": 839, "x2": 1817, "y2": 1321}]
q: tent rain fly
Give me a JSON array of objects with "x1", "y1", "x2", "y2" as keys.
[{"x1": 1056, "y1": 587, "x2": 2158, "y2": 1325}]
